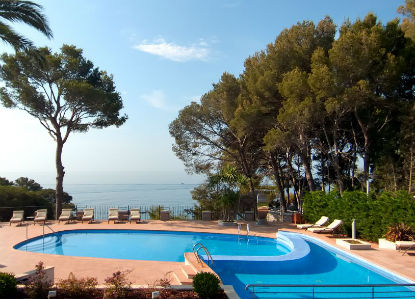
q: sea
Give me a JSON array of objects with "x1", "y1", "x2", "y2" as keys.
[
  {"x1": 43, "y1": 183, "x2": 197, "y2": 207},
  {"x1": 42, "y1": 183, "x2": 199, "y2": 219}
]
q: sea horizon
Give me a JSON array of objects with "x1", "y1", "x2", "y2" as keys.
[{"x1": 43, "y1": 183, "x2": 199, "y2": 207}]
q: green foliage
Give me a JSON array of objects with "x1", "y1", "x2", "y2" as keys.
[
  {"x1": 0, "y1": 272, "x2": 17, "y2": 298},
  {"x1": 148, "y1": 206, "x2": 162, "y2": 220},
  {"x1": 0, "y1": 177, "x2": 13, "y2": 186},
  {"x1": 0, "y1": 45, "x2": 127, "y2": 217},
  {"x1": 25, "y1": 262, "x2": 52, "y2": 299},
  {"x1": 385, "y1": 223, "x2": 414, "y2": 242},
  {"x1": 192, "y1": 272, "x2": 220, "y2": 299},
  {"x1": 104, "y1": 270, "x2": 131, "y2": 299},
  {"x1": 0, "y1": 185, "x2": 52, "y2": 221},
  {"x1": 398, "y1": 0, "x2": 415, "y2": 41},
  {"x1": 57, "y1": 272, "x2": 98, "y2": 298},
  {"x1": 0, "y1": 0, "x2": 52, "y2": 51},
  {"x1": 171, "y1": 8, "x2": 415, "y2": 212},
  {"x1": 303, "y1": 191, "x2": 415, "y2": 241},
  {"x1": 192, "y1": 166, "x2": 247, "y2": 220},
  {"x1": 169, "y1": 73, "x2": 261, "y2": 193},
  {"x1": 15, "y1": 177, "x2": 42, "y2": 191},
  {"x1": 35, "y1": 189, "x2": 73, "y2": 205}
]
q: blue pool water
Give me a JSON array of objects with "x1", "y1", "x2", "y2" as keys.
[
  {"x1": 211, "y1": 241, "x2": 412, "y2": 298},
  {"x1": 14, "y1": 230, "x2": 290, "y2": 262},
  {"x1": 14, "y1": 230, "x2": 413, "y2": 299}
]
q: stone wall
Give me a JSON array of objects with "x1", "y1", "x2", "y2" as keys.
[{"x1": 267, "y1": 211, "x2": 293, "y2": 223}]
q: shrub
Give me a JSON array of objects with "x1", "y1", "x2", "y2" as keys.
[
  {"x1": 302, "y1": 190, "x2": 415, "y2": 241},
  {"x1": 152, "y1": 271, "x2": 172, "y2": 288},
  {"x1": 57, "y1": 272, "x2": 98, "y2": 298},
  {"x1": 149, "y1": 206, "x2": 162, "y2": 220},
  {"x1": 0, "y1": 272, "x2": 17, "y2": 298},
  {"x1": 0, "y1": 186, "x2": 53, "y2": 221},
  {"x1": 193, "y1": 272, "x2": 220, "y2": 299},
  {"x1": 25, "y1": 262, "x2": 52, "y2": 299},
  {"x1": 104, "y1": 270, "x2": 131, "y2": 298},
  {"x1": 385, "y1": 223, "x2": 414, "y2": 242}
]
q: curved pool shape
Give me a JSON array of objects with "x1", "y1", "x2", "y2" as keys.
[
  {"x1": 14, "y1": 230, "x2": 413, "y2": 299},
  {"x1": 14, "y1": 229, "x2": 290, "y2": 262},
  {"x1": 211, "y1": 231, "x2": 414, "y2": 299}
]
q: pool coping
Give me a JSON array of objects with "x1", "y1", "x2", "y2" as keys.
[
  {"x1": 2, "y1": 221, "x2": 414, "y2": 287},
  {"x1": 13, "y1": 228, "x2": 287, "y2": 255},
  {"x1": 12, "y1": 226, "x2": 415, "y2": 284}
]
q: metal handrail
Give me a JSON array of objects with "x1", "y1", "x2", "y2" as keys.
[
  {"x1": 245, "y1": 283, "x2": 415, "y2": 299},
  {"x1": 42, "y1": 222, "x2": 57, "y2": 238},
  {"x1": 192, "y1": 242, "x2": 214, "y2": 266}
]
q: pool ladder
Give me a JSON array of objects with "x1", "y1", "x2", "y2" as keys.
[{"x1": 192, "y1": 243, "x2": 213, "y2": 266}]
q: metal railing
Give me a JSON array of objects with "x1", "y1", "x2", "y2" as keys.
[
  {"x1": 74, "y1": 204, "x2": 203, "y2": 220},
  {"x1": 245, "y1": 283, "x2": 415, "y2": 299},
  {"x1": 42, "y1": 222, "x2": 56, "y2": 236},
  {"x1": 193, "y1": 242, "x2": 214, "y2": 266}
]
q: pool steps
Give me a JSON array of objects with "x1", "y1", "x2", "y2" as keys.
[{"x1": 172, "y1": 252, "x2": 218, "y2": 285}]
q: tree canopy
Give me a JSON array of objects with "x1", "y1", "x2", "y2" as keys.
[
  {"x1": 170, "y1": 12, "x2": 415, "y2": 212},
  {"x1": 0, "y1": 0, "x2": 52, "y2": 51},
  {"x1": 0, "y1": 45, "x2": 127, "y2": 217}
]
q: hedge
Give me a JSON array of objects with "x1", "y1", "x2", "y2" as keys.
[
  {"x1": 302, "y1": 191, "x2": 415, "y2": 241},
  {"x1": 0, "y1": 186, "x2": 53, "y2": 221}
]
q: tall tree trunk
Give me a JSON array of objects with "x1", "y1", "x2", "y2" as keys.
[
  {"x1": 300, "y1": 151, "x2": 315, "y2": 191},
  {"x1": 55, "y1": 138, "x2": 65, "y2": 220},
  {"x1": 320, "y1": 152, "x2": 325, "y2": 191},
  {"x1": 409, "y1": 143, "x2": 414, "y2": 193},
  {"x1": 269, "y1": 152, "x2": 286, "y2": 212},
  {"x1": 322, "y1": 125, "x2": 343, "y2": 194},
  {"x1": 409, "y1": 103, "x2": 415, "y2": 193},
  {"x1": 354, "y1": 108, "x2": 371, "y2": 192},
  {"x1": 237, "y1": 146, "x2": 257, "y2": 217}
]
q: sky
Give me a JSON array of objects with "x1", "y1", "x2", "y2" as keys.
[{"x1": 0, "y1": 0, "x2": 404, "y2": 185}]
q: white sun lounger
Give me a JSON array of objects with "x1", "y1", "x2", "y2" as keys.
[
  {"x1": 108, "y1": 208, "x2": 119, "y2": 223},
  {"x1": 59, "y1": 209, "x2": 73, "y2": 224},
  {"x1": 307, "y1": 219, "x2": 343, "y2": 234},
  {"x1": 34, "y1": 209, "x2": 47, "y2": 225},
  {"x1": 129, "y1": 209, "x2": 141, "y2": 223},
  {"x1": 396, "y1": 241, "x2": 415, "y2": 256},
  {"x1": 9, "y1": 210, "x2": 24, "y2": 226},
  {"x1": 82, "y1": 208, "x2": 94, "y2": 223},
  {"x1": 297, "y1": 216, "x2": 329, "y2": 229}
]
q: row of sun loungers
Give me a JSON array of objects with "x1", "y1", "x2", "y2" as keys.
[
  {"x1": 9, "y1": 208, "x2": 141, "y2": 225},
  {"x1": 9, "y1": 209, "x2": 47, "y2": 226},
  {"x1": 297, "y1": 216, "x2": 343, "y2": 235},
  {"x1": 297, "y1": 216, "x2": 415, "y2": 255}
]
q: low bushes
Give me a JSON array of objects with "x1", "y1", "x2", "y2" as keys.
[
  {"x1": 104, "y1": 270, "x2": 131, "y2": 299},
  {"x1": 25, "y1": 262, "x2": 53, "y2": 299},
  {"x1": 0, "y1": 272, "x2": 17, "y2": 298},
  {"x1": 302, "y1": 190, "x2": 415, "y2": 241},
  {"x1": 57, "y1": 273, "x2": 98, "y2": 298},
  {"x1": 192, "y1": 272, "x2": 220, "y2": 299},
  {"x1": 385, "y1": 223, "x2": 414, "y2": 242}
]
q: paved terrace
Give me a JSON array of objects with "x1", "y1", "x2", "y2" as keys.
[{"x1": 0, "y1": 220, "x2": 414, "y2": 284}]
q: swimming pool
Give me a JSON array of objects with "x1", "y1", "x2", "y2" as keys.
[
  {"x1": 14, "y1": 229, "x2": 290, "y2": 262},
  {"x1": 210, "y1": 232, "x2": 414, "y2": 299},
  {"x1": 14, "y1": 229, "x2": 414, "y2": 299}
]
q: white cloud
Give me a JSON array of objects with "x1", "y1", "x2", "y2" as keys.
[
  {"x1": 141, "y1": 90, "x2": 169, "y2": 110},
  {"x1": 133, "y1": 38, "x2": 209, "y2": 62}
]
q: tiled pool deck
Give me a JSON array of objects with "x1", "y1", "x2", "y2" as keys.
[{"x1": 0, "y1": 220, "x2": 413, "y2": 284}]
